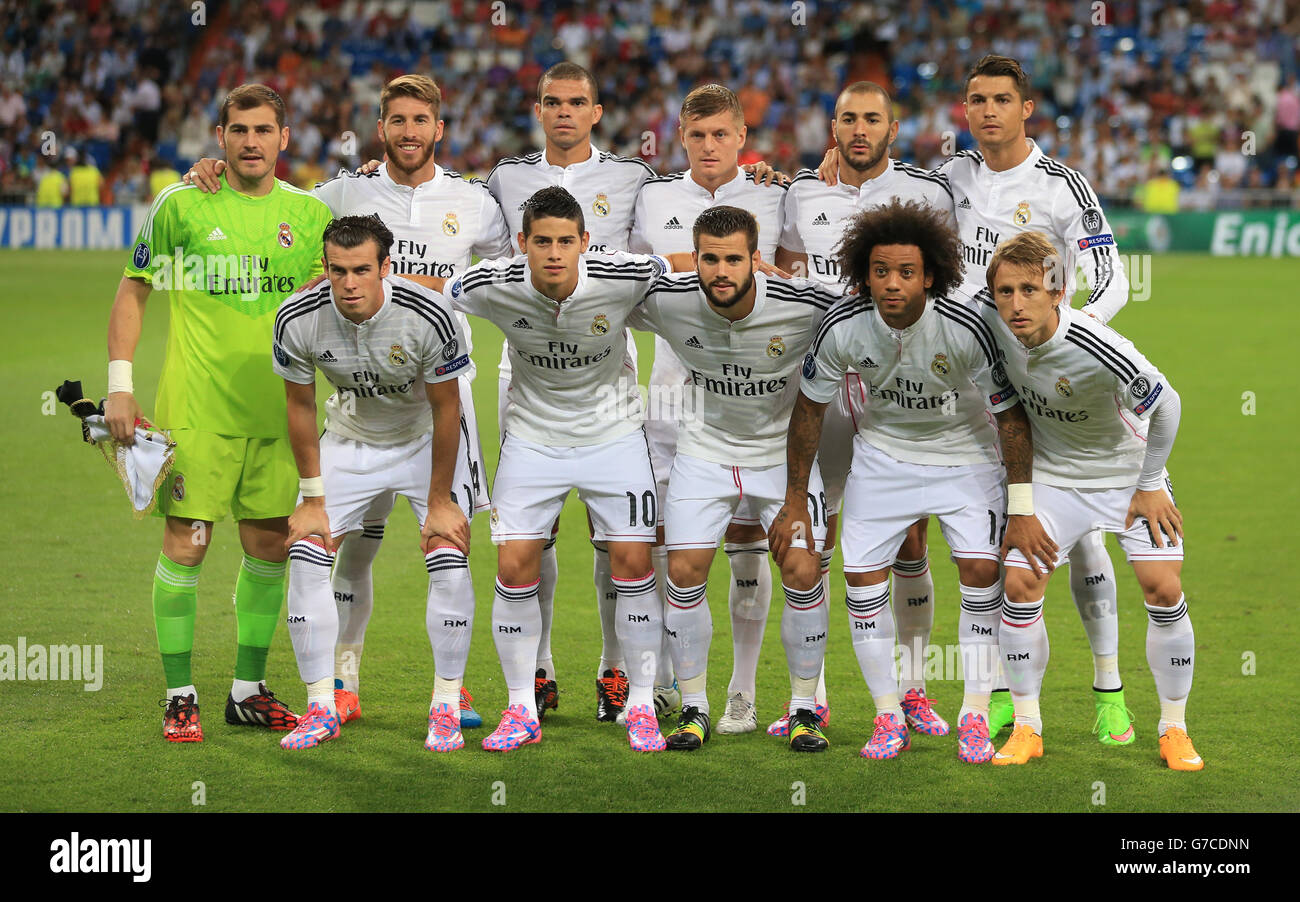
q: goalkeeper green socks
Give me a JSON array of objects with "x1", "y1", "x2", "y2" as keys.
[
  {"x1": 233, "y1": 555, "x2": 287, "y2": 683},
  {"x1": 153, "y1": 554, "x2": 201, "y2": 688}
]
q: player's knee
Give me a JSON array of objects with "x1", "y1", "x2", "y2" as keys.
[
  {"x1": 956, "y1": 558, "x2": 1000, "y2": 589},
  {"x1": 780, "y1": 550, "x2": 819, "y2": 591},
  {"x1": 496, "y1": 543, "x2": 541, "y2": 587},
  {"x1": 1003, "y1": 566, "x2": 1043, "y2": 603},
  {"x1": 609, "y1": 542, "x2": 653, "y2": 579},
  {"x1": 899, "y1": 518, "x2": 929, "y2": 559},
  {"x1": 667, "y1": 558, "x2": 708, "y2": 588},
  {"x1": 1140, "y1": 575, "x2": 1183, "y2": 607},
  {"x1": 845, "y1": 568, "x2": 889, "y2": 589}
]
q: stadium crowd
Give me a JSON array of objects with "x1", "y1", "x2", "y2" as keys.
[{"x1": 1, "y1": 0, "x2": 1297, "y2": 209}]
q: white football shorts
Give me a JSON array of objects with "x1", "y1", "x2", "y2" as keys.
[
  {"x1": 490, "y1": 429, "x2": 658, "y2": 544},
  {"x1": 840, "y1": 437, "x2": 1007, "y2": 572}
]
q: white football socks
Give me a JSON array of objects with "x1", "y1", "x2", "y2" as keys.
[
  {"x1": 1147, "y1": 595, "x2": 1194, "y2": 735},
  {"x1": 891, "y1": 555, "x2": 933, "y2": 694},
  {"x1": 725, "y1": 540, "x2": 771, "y2": 700},
  {"x1": 535, "y1": 537, "x2": 558, "y2": 681},
  {"x1": 286, "y1": 540, "x2": 339, "y2": 686},
  {"x1": 613, "y1": 571, "x2": 662, "y2": 709},
  {"x1": 492, "y1": 577, "x2": 541, "y2": 720},
  {"x1": 333, "y1": 523, "x2": 383, "y2": 693},
  {"x1": 425, "y1": 545, "x2": 474, "y2": 685},
  {"x1": 1069, "y1": 532, "x2": 1122, "y2": 690},
  {"x1": 665, "y1": 579, "x2": 711, "y2": 713},
  {"x1": 999, "y1": 596, "x2": 1048, "y2": 734}
]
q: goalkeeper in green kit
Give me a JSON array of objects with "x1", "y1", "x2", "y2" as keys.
[{"x1": 106, "y1": 85, "x2": 333, "y2": 742}]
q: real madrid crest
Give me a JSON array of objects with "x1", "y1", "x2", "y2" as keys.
[
  {"x1": 1055, "y1": 376, "x2": 1073, "y2": 397},
  {"x1": 172, "y1": 473, "x2": 186, "y2": 501},
  {"x1": 592, "y1": 193, "x2": 610, "y2": 217},
  {"x1": 931, "y1": 353, "x2": 950, "y2": 376},
  {"x1": 490, "y1": 508, "x2": 500, "y2": 528},
  {"x1": 1014, "y1": 202, "x2": 1031, "y2": 226},
  {"x1": 591, "y1": 314, "x2": 609, "y2": 335},
  {"x1": 767, "y1": 336, "x2": 785, "y2": 358},
  {"x1": 389, "y1": 344, "x2": 408, "y2": 365},
  {"x1": 442, "y1": 212, "x2": 459, "y2": 236},
  {"x1": 278, "y1": 221, "x2": 294, "y2": 248}
]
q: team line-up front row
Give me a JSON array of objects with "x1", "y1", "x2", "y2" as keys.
[{"x1": 236, "y1": 193, "x2": 1199, "y2": 767}]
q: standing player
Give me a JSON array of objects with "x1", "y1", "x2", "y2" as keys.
[
  {"x1": 771, "y1": 80, "x2": 958, "y2": 738},
  {"x1": 106, "y1": 84, "x2": 334, "y2": 741},
  {"x1": 628, "y1": 207, "x2": 839, "y2": 752},
  {"x1": 271, "y1": 215, "x2": 473, "y2": 751},
  {"x1": 822, "y1": 55, "x2": 1137, "y2": 744},
  {"x1": 485, "y1": 62, "x2": 657, "y2": 722},
  {"x1": 434, "y1": 187, "x2": 675, "y2": 752},
  {"x1": 770, "y1": 200, "x2": 1046, "y2": 762},
  {"x1": 186, "y1": 75, "x2": 509, "y2": 729},
  {"x1": 978, "y1": 232, "x2": 1200, "y2": 771},
  {"x1": 630, "y1": 83, "x2": 787, "y2": 734}
]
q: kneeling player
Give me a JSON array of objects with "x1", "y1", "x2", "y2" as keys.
[
  {"x1": 771, "y1": 200, "x2": 1049, "y2": 762},
  {"x1": 979, "y1": 232, "x2": 1200, "y2": 770},
  {"x1": 629, "y1": 206, "x2": 840, "y2": 752},
  {"x1": 273, "y1": 215, "x2": 474, "y2": 751}
]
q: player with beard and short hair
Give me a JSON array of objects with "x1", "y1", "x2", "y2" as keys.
[
  {"x1": 185, "y1": 74, "x2": 508, "y2": 731},
  {"x1": 627, "y1": 206, "x2": 840, "y2": 753}
]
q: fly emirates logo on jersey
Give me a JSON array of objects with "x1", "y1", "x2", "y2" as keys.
[
  {"x1": 148, "y1": 249, "x2": 299, "y2": 301},
  {"x1": 390, "y1": 238, "x2": 460, "y2": 278},
  {"x1": 689, "y1": 362, "x2": 788, "y2": 397},
  {"x1": 516, "y1": 339, "x2": 615, "y2": 370}
]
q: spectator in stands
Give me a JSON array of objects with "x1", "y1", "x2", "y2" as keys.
[
  {"x1": 68, "y1": 147, "x2": 103, "y2": 205},
  {"x1": 35, "y1": 154, "x2": 67, "y2": 207}
]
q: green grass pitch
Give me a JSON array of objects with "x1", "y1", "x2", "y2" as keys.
[{"x1": 0, "y1": 250, "x2": 1295, "y2": 812}]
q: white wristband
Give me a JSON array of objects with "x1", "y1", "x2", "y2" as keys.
[
  {"x1": 108, "y1": 359, "x2": 133, "y2": 395},
  {"x1": 299, "y1": 476, "x2": 325, "y2": 498},
  {"x1": 1007, "y1": 483, "x2": 1034, "y2": 516}
]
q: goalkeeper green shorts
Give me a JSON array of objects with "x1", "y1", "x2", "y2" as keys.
[{"x1": 155, "y1": 429, "x2": 297, "y2": 523}]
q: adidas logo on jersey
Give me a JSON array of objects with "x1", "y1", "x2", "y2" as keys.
[
  {"x1": 813, "y1": 212, "x2": 830, "y2": 224},
  {"x1": 664, "y1": 217, "x2": 683, "y2": 230},
  {"x1": 317, "y1": 350, "x2": 336, "y2": 361},
  {"x1": 685, "y1": 335, "x2": 703, "y2": 349},
  {"x1": 957, "y1": 196, "x2": 971, "y2": 210},
  {"x1": 512, "y1": 317, "x2": 533, "y2": 329},
  {"x1": 857, "y1": 356, "x2": 879, "y2": 368},
  {"x1": 206, "y1": 227, "x2": 227, "y2": 241}
]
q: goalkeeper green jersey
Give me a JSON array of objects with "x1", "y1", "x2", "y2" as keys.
[{"x1": 124, "y1": 175, "x2": 332, "y2": 437}]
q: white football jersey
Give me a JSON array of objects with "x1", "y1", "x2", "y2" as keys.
[
  {"x1": 780, "y1": 159, "x2": 957, "y2": 288},
  {"x1": 801, "y1": 294, "x2": 1019, "y2": 466},
  {"x1": 447, "y1": 252, "x2": 669, "y2": 447},
  {"x1": 976, "y1": 291, "x2": 1171, "y2": 489},
  {"x1": 628, "y1": 271, "x2": 838, "y2": 467},
  {"x1": 313, "y1": 162, "x2": 513, "y2": 380},
  {"x1": 273, "y1": 276, "x2": 470, "y2": 446},
  {"x1": 629, "y1": 167, "x2": 785, "y2": 259},
  {"x1": 938, "y1": 139, "x2": 1129, "y2": 321},
  {"x1": 486, "y1": 143, "x2": 655, "y2": 253}
]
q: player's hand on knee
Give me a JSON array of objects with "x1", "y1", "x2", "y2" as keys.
[
  {"x1": 104, "y1": 391, "x2": 141, "y2": 444},
  {"x1": 183, "y1": 158, "x2": 226, "y2": 193},
  {"x1": 816, "y1": 147, "x2": 840, "y2": 185},
  {"x1": 356, "y1": 159, "x2": 382, "y2": 175},
  {"x1": 422, "y1": 498, "x2": 470, "y2": 555},
  {"x1": 1002, "y1": 513, "x2": 1058, "y2": 576},
  {"x1": 742, "y1": 160, "x2": 791, "y2": 187},
  {"x1": 768, "y1": 501, "x2": 811, "y2": 567},
  {"x1": 287, "y1": 499, "x2": 334, "y2": 552},
  {"x1": 1126, "y1": 488, "x2": 1183, "y2": 548}
]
